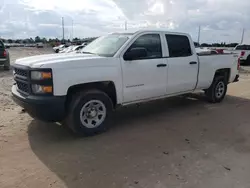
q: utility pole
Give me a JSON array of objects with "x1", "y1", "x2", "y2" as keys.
[
  {"x1": 240, "y1": 28, "x2": 245, "y2": 44},
  {"x1": 62, "y1": 17, "x2": 65, "y2": 44},
  {"x1": 125, "y1": 21, "x2": 127, "y2": 31},
  {"x1": 197, "y1": 25, "x2": 201, "y2": 46},
  {"x1": 72, "y1": 19, "x2": 74, "y2": 42}
]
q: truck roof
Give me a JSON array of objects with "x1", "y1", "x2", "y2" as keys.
[{"x1": 111, "y1": 29, "x2": 189, "y2": 36}]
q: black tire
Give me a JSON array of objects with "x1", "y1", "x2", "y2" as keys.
[
  {"x1": 240, "y1": 60, "x2": 246, "y2": 66},
  {"x1": 56, "y1": 49, "x2": 59, "y2": 53},
  {"x1": 205, "y1": 76, "x2": 227, "y2": 103},
  {"x1": 247, "y1": 56, "x2": 250, "y2": 65},
  {"x1": 66, "y1": 90, "x2": 113, "y2": 136}
]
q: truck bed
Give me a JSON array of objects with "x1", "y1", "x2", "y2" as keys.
[{"x1": 196, "y1": 53, "x2": 238, "y2": 89}]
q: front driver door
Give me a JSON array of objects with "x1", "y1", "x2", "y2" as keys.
[{"x1": 120, "y1": 33, "x2": 168, "y2": 103}]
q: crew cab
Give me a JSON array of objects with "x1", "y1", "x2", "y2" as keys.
[
  {"x1": 12, "y1": 30, "x2": 239, "y2": 136},
  {"x1": 234, "y1": 44, "x2": 250, "y2": 64}
]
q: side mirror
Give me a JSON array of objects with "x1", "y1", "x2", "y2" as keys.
[{"x1": 124, "y1": 47, "x2": 147, "y2": 61}]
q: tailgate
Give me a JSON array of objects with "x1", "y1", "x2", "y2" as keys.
[{"x1": 230, "y1": 53, "x2": 239, "y2": 82}]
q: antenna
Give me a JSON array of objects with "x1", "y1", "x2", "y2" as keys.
[
  {"x1": 72, "y1": 19, "x2": 74, "y2": 41},
  {"x1": 62, "y1": 17, "x2": 65, "y2": 43},
  {"x1": 197, "y1": 25, "x2": 201, "y2": 46},
  {"x1": 240, "y1": 28, "x2": 245, "y2": 44}
]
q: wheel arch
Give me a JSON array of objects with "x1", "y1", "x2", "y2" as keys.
[
  {"x1": 66, "y1": 81, "x2": 118, "y2": 109},
  {"x1": 213, "y1": 68, "x2": 231, "y2": 83}
]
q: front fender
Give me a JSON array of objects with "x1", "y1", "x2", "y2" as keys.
[{"x1": 52, "y1": 66, "x2": 123, "y2": 104}]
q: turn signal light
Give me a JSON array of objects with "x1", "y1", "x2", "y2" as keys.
[
  {"x1": 32, "y1": 84, "x2": 53, "y2": 94},
  {"x1": 41, "y1": 72, "x2": 52, "y2": 79},
  {"x1": 42, "y1": 86, "x2": 53, "y2": 93}
]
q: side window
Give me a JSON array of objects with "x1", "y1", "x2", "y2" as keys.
[
  {"x1": 236, "y1": 45, "x2": 244, "y2": 50},
  {"x1": 165, "y1": 34, "x2": 192, "y2": 57},
  {"x1": 0, "y1": 41, "x2": 4, "y2": 49},
  {"x1": 127, "y1": 34, "x2": 162, "y2": 59}
]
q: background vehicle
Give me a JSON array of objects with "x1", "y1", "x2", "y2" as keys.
[
  {"x1": 234, "y1": 44, "x2": 250, "y2": 64},
  {"x1": 36, "y1": 42, "x2": 44, "y2": 48},
  {"x1": 59, "y1": 45, "x2": 85, "y2": 53},
  {"x1": 196, "y1": 48, "x2": 219, "y2": 55},
  {"x1": 12, "y1": 30, "x2": 239, "y2": 136},
  {"x1": 59, "y1": 46, "x2": 75, "y2": 53},
  {"x1": 53, "y1": 44, "x2": 69, "y2": 53},
  {"x1": 4, "y1": 43, "x2": 10, "y2": 49},
  {"x1": 0, "y1": 40, "x2": 10, "y2": 70}
]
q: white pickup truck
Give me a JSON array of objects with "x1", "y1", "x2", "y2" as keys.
[
  {"x1": 234, "y1": 44, "x2": 250, "y2": 64},
  {"x1": 12, "y1": 30, "x2": 239, "y2": 136}
]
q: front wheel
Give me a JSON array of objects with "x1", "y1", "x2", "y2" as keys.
[
  {"x1": 66, "y1": 90, "x2": 113, "y2": 136},
  {"x1": 205, "y1": 76, "x2": 227, "y2": 103}
]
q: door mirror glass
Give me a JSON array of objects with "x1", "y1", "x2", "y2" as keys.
[{"x1": 124, "y1": 47, "x2": 147, "y2": 61}]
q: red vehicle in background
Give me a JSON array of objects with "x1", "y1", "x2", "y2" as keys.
[{"x1": 216, "y1": 49, "x2": 224, "y2": 54}]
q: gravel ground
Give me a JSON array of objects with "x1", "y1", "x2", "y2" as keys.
[{"x1": 1, "y1": 48, "x2": 250, "y2": 188}]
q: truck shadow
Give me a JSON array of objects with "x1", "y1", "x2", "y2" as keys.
[{"x1": 28, "y1": 94, "x2": 250, "y2": 188}]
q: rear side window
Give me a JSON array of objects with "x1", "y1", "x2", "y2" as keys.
[
  {"x1": 235, "y1": 45, "x2": 250, "y2": 50},
  {"x1": 165, "y1": 34, "x2": 192, "y2": 57},
  {"x1": 129, "y1": 34, "x2": 162, "y2": 58},
  {"x1": 0, "y1": 41, "x2": 4, "y2": 49}
]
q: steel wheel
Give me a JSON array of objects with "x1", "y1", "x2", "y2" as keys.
[
  {"x1": 80, "y1": 100, "x2": 107, "y2": 128},
  {"x1": 215, "y1": 81, "x2": 225, "y2": 99}
]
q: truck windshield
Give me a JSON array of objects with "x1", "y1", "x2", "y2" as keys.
[{"x1": 81, "y1": 34, "x2": 131, "y2": 57}]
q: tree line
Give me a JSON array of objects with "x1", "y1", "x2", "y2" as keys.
[
  {"x1": 194, "y1": 42, "x2": 239, "y2": 48},
  {"x1": 0, "y1": 36, "x2": 98, "y2": 46}
]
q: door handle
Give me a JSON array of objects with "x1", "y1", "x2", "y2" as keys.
[
  {"x1": 189, "y1": 61, "x2": 197, "y2": 65},
  {"x1": 157, "y1": 64, "x2": 167, "y2": 67}
]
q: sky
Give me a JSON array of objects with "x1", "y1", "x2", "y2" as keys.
[{"x1": 0, "y1": 0, "x2": 250, "y2": 43}]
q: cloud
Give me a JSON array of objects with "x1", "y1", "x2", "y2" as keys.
[
  {"x1": 113, "y1": 0, "x2": 250, "y2": 43},
  {"x1": 0, "y1": 0, "x2": 250, "y2": 43}
]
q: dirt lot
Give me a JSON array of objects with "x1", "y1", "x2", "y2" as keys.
[{"x1": 1, "y1": 48, "x2": 250, "y2": 188}]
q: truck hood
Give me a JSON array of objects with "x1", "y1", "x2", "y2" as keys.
[{"x1": 14, "y1": 53, "x2": 104, "y2": 68}]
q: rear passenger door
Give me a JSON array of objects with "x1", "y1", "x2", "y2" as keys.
[{"x1": 165, "y1": 34, "x2": 199, "y2": 94}]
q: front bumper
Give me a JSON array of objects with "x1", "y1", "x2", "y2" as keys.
[{"x1": 12, "y1": 85, "x2": 66, "y2": 122}]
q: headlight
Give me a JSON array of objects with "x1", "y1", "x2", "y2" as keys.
[
  {"x1": 32, "y1": 84, "x2": 53, "y2": 94},
  {"x1": 31, "y1": 71, "x2": 52, "y2": 80}
]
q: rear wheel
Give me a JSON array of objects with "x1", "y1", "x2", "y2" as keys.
[
  {"x1": 205, "y1": 76, "x2": 227, "y2": 103},
  {"x1": 66, "y1": 90, "x2": 113, "y2": 136},
  {"x1": 56, "y1": 49, "x2": 59, "y2": 53},
  {"x1": 4, "y1": 58, "x2": 10, "y2": 71},
  {"x1": 247, "y1": 56, "x2": 250, "y2": 65}
]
